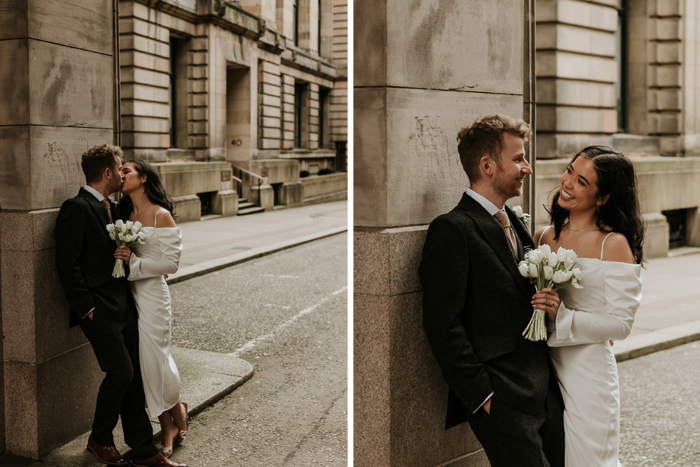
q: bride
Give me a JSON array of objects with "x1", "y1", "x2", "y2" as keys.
[
  {"x1": 114, "y1": 160, "x2": 189, "y2": 457},
  {"x1": 532, "y1": 146, "x2": 644, "y2": 466}
]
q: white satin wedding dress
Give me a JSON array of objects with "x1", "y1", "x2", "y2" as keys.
[
  {"x1": 127, "y1": 209, "x2": 183, "y2": 418},
  {"x1": 542, "y1": 229, "x2": 642, "y2": 467}
]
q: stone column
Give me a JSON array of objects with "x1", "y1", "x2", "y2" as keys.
[
  {"x1": 354, "y1": 1, "x2": 525, "y2": 465},
  {"x1": 0, "y1": 0, "x2": 115, "y2": 458}
]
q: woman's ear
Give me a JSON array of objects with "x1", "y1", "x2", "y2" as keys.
[{"x1": 597, "y1": 193, "x2": 610, "y2": 206}]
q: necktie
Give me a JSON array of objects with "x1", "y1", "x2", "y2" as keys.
[
  {"x1": 101, "y1": 198, "x2": 113, "y2": 223},
  {"x1": 494, "y1": 210, "x2": 518, "y2": 259}
]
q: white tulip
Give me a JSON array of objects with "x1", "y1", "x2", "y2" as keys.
[
  {"x1": 125, "y1": 220, "x2": 133, "y2": 230},
  {"x1": 133, "y1": 221, "x2": 142, "y2": 231},
  {"x1": 137, "y1": 231, "x2": 145, "y2": 239},
  {"x1": 529, "y1": 264, "x2": 538, "y2": 277},
  {"x1": 557, "y1": 247, "x2": 568, "y2": 262},
  {"x1": 567, "y1": 249, "x2": 578, "y2": 262},
  {"x1": 109, "y1": 232, "x2": 116, "y2": 240},
  {"x1": 572, "y1": 268, "x2": 582, "y2": 280},
  {"x1": 518, "y1": 262, "x2": 530, "y2": 277},
  {"x1": 572, "y1": 280, "x2": 584, "y2": 289},
  {"x1": 539, "y1": 244, "x2": 552, "y2": 258},
  {"x1": 547, "y1": 252, "x2": 559, "y2": 268},
  {"x1": 565, "y1": 270, "x2": 573, "y2": 281},
  {"x1": 528, "y1": 250, "x2": 543, "y2": 265},
  {"x1": 552, "y1": 270, "x2": 567, "y2": 284},
  {"x1": 106, "y1": 224, "x2": 115, "y2": 233},
  {"x1": 513, "y1": 205, "x2": 523, "y2": 217},
  {"x1": 543, "y1": 266, "x2": 554, "y2": 280},
  {"x1": 564, "y1": 258, "x2": 574, "y2": 270}
]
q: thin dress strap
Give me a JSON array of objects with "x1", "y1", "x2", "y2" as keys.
[
  {"x1": 600, "y1": 232, "x2": 615, "y2": 260},
  {"x1": 154, "y1": 208, "x2": 166, "y2": 228},
  {"x1": 538, "y1": 226, "x2": 553, "y2": 248}
]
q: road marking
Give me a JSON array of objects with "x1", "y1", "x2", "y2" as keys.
[{"x1": 229, "y1": 286, "x2": 347, "y2": 357}]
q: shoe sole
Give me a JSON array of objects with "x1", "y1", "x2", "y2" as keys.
[{"x1": 86, "y1": 445, "x2": 128, "y2": 466}]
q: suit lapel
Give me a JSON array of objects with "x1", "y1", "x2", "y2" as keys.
[
  {"x1": 458, "y1": 194, "x2": 533, "y2": 297},
  {"x1": 78, "y1": 188, "x2": 111, "y2": 226}
]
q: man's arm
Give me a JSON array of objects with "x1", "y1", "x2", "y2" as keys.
[
  {"x1": 54, "y1": 199, "x2": 95, "y2": 318},
  {"x1": 420, "y1": 216, "x2": 494, "y2": 414}
]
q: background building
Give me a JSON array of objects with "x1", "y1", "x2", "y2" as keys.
[
  {"x1": 118, "y1": 0, "x2": 348, "y2": 221},
  {"x1": 0, "y1": 0, "x2": 346, "y2": 459},
  {"x1": 354, "y1": 0, "x2": 700, "y2": 465}
]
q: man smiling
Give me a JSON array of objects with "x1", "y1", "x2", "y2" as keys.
[{"x1": 420, "y1": 115, "x2": 565, "y2": 467}]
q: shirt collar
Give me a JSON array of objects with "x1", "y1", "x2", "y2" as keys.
[
  {"x1": 83, "y1": 185, "x2": 105, "y2": 202},
  {"x1": 466, "y1": 188, "x2": 503, "y2": 217}
]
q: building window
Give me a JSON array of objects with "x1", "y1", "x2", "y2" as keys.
[
  {"x1": 293, "y1": 0, "x2": 299, "y2": 46},
  {"x1": 294, "y1": 82, "x2": 308, "y2": 148},
  {"x1": 615, "y1": 2, "x2": 628, "y2": 133},
  {"x1": 317, "y1": 0, "x2": 322, "y2": 53},
  {"x1": 169, "y1": 34, "x2": 188, "y2": 148},
  {"x1": 319, "y1": 87, "x2": 330, "y2": 148}
]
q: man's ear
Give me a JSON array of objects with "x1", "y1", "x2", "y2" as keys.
[{"x1": 479, "y1": 156, "x2": 494, "y2": 176}]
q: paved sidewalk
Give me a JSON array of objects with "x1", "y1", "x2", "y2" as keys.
[
  {"x1": 614, "y1": 248, "x2": 700, "y2": 361},
  {"x1": 34, "y1": 201, "x2": 348, "y2": 466},
  {"x1": 169, "y1": 200, "x2": 347, "y2": 283}
]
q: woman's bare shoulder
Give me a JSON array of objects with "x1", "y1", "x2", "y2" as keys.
[
  {"x1": 533, "y1": 225, "x2": 554, "y2": 246},
  {"x1": 602, "y1": 232, "x2": 635, "y2": 263}
]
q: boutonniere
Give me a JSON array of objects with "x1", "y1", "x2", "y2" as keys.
[{"x1": 511, "y1": 205, "x2": 531, "y2": 226}]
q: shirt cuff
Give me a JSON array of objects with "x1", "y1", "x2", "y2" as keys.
[
  {"x1": 82, "y1": 307, "x2": 95, "y2": 319},
  {"x1": 473, "y1": 392, "x2": 494, "y2": 413}
]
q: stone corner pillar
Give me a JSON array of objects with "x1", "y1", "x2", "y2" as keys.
[
  {"x1": 0, "y1": 0, "x2": 118, "y2": 459},
  {"x1": 354, "y1": 0, "x2": 526, "y2": 465}
]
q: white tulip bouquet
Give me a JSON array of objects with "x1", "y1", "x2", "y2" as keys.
[
  {"x1": 106, "y1": 220, "x2": 146, "y2": 278},
  {"x1": 518, "y1": 244, "x2": 583, "y2": 341}
]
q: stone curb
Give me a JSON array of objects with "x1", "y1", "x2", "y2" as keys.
[
  {"x1": 166, "y1": 226, "x2": 348, "y2": 285},
  {"x1": 40, "y1": 349, "x2": 254, "y2": 466},
  {"x1": 614, "y1": 320, "x2": 700, "y2": 362}
]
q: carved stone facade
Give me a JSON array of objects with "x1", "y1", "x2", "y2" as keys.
[{"x1": 118, "y1": 0, "x2": 348, "y2": 219}]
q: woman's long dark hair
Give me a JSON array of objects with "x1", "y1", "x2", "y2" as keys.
[
  {"x1": 119, "y1": 160, "x2": 176, "y2": 220},
  {"x1": 548, "y1": 146, "x2": 645, "y2": 264}
]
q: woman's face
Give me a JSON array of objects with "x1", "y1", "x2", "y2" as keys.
[
  {"x1": 120, "y1": 162, "x2": 145, "y2": 195},
  {"x1": 558, "y1": 156, "x2": 604, "y2": 213}
]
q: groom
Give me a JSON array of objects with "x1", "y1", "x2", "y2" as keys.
[
  {"x1": 55, "y1": 144, "x2": 186, "y2": 467},
  {"x1": 420, "y1": 115, "x2": 564, "y2": 466}
]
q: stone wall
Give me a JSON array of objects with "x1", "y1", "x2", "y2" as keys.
[
  {"x1": 354, "y1": 0, "x2": 526, "y2": 465},
  {"x1": 535, "y1": 0, "x2": 619, "y2": 158},
  {"x1": 0, "y1": 0, "x2": 116, "y2": 458}
]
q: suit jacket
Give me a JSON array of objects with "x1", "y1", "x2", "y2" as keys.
[
  {"x1": 420, "y1": 193, "x2": 553, "y2": 429},
  {"x1": 55, "y1": 188, "x2": 129, "y2": 327}
]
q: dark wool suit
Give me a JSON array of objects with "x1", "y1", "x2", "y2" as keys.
[
  {"x1": 420, "y1": 193, "x2": 564, "y2": 467},
  {"x1": 55, "y1": 188, "x2": 158, "y2": 460}
]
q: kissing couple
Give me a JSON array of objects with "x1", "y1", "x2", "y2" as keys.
[
  {"x1": 420, "y1": 115, "x2": 643, "y2": 466},
  {"x1": 54, "y1": 144, "x2": 190, "y2": 466}
]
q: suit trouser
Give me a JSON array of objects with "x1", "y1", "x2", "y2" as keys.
[
  {"x1": 467, "y1": 388, "x2": 565, "y2": 467},
  {"x1": 80, "y1": 304, "x2": 158, "y2": 460}
]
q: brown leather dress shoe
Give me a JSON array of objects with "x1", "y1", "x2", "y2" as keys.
[
  {"x1": 86, "y1": 435, "x2": 127, "y2": 466},
  {"x1": 131, "y1": 453, "x2": 188, "y2": 467}
]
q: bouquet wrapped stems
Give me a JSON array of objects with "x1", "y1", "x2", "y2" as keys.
[
  {"x1": 518, "y1": 244, "x2": 583, "y2": 342},
  {"x1": 106, "y1": 219, "x2": 146, "y2": 278}
]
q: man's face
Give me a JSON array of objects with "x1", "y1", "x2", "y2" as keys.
[
  {"x1": 108, "y1": 155, "x2": 124, "y2": 193},
  {"x1": 491, "y1": 133, "x2": 531, "y2": 200}
]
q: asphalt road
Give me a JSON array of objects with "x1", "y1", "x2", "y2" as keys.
[
  {"x1": 167, "y1": 233, "x2": 348, "y2": 467},
  {"x1": 619, "y1": 340, "x2": 700, "y2": 466}
]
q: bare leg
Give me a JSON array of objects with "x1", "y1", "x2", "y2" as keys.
[
  {"x1": 169, "y1": 401, "x2": 188, "y2": 433},
  {"x1": 157, "y1": 412, "x2": 179, "y2": 456}
]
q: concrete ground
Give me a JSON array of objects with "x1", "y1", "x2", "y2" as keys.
[{"x1": 613, "y1": 249, "x2": 700, "y2": 361}]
